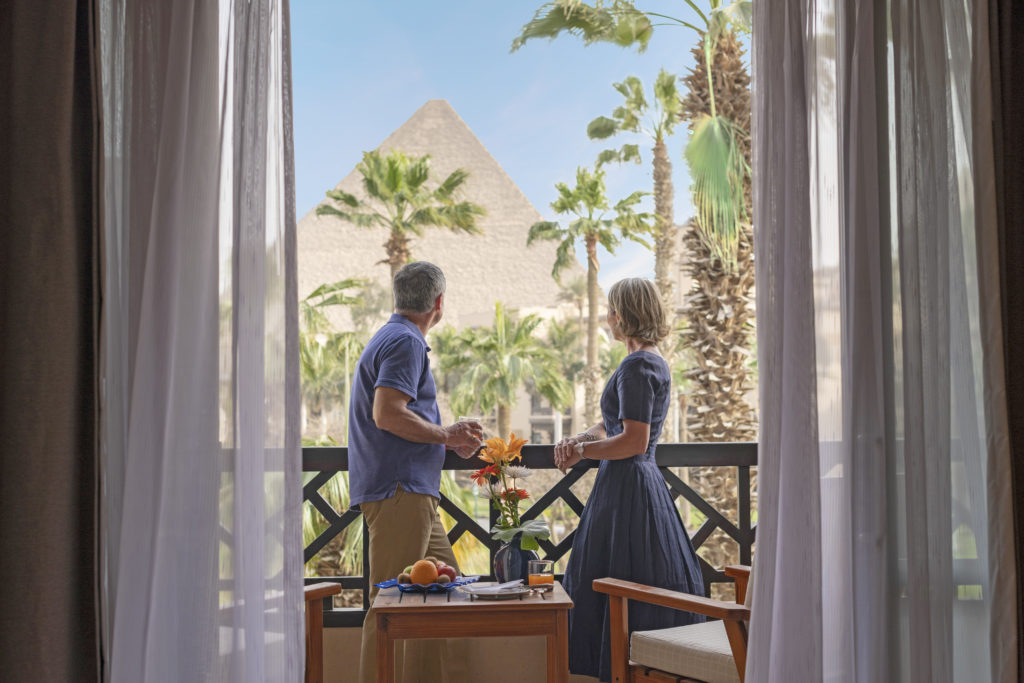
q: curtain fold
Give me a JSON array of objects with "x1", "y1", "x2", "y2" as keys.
[
  {"x1": 749, "y1": 0, "x2": 1018, "y2": 680},
  {"x1": 0, "y1": 1, "x2": 101, "y2": 680},
  {"x1": 98, "y1": 1, "x2": 302, "y2": 680},
  {"x1": 747, "y1": 3, "x2": 823, "y2": 679},
  {"x1": 988, "y1": 1, "x2": 1024, "y2": 678}
]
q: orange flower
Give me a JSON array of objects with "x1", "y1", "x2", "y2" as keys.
[
  {"x1": 479, "y1": 433, "x2": 528, "y2": 465},
  {"x1": 501, "y1": 488, "x2": 529, "y2": 501},
  {"x1": 471, "y1": 464, "x2": 499, "y2": 486}
]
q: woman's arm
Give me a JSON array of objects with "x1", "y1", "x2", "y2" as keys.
[
  {"x1": 554, "y1": 419, "x2": 650, "y2": 472},
  {"x1": 577, "y1": 419, "x2": 649, "y2": 461}
]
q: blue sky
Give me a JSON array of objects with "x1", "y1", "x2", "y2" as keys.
[{"x1": 291, "y1": 1, "x2": 722, "y2": 289}]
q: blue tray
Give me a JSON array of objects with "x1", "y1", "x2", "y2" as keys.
[{"x1": 375, "y1": 575, "x2": 480, "y2": 593}]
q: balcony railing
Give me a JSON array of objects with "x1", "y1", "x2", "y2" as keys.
[{"x1": 303, "y1": 442, "x2": 757, "y2": 627}]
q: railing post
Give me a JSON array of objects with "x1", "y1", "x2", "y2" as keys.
[{"x1": 738, "y1": 464, "x2": 752, "y2": 566}]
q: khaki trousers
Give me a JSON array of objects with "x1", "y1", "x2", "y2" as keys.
[{"x1": 358, "y1": 485, "x2": 470, "y2": 683}]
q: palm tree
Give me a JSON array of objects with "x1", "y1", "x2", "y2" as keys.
[
  {"x1": 299, "y1": 279, "x2": 366, "y2": 442},
  {"x1": 587, "y1": 70, "x2": 683, "y2": 322},
  {"x1": 556, "y1": 275, "x2": 588, "y2": 330},
  {"x1": 316, "y1": 149, "x2": 486, "y2": 282},
  {"x1": 680, "y1": 28, "x2": 755, "y2": 444},
  {"x1": 528, "y1": 165, "x2": 653, "y2": 424},
  {"x1": 545, "y1": 317, "x2": 586, "y2": 439},
  {"x1": 443, "y1": 303, "x2": 573, "y2": 437}
]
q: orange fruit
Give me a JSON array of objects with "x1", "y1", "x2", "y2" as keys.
[{"x1": 409, "y1": 559, "x2": 438, "y2": 585}]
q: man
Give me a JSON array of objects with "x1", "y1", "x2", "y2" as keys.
[{"x1": 349, "y1": 261, "x2": 482, "y2": 683}]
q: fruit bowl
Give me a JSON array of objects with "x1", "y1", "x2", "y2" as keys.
[{"x1": 375, "y1": 575, "x2": 480, "y2": 593}]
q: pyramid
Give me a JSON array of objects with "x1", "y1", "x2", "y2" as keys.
[{"x1": 297, "y1": 99, "x2": 583, "y2": 331}]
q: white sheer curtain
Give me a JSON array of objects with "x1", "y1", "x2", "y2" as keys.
[
  {"x1": 749, "y1": 0, "x2": 1017, "y2": 681},
  {"x1": 98, "y1": 1, "x2": 303, "y2": 681}
]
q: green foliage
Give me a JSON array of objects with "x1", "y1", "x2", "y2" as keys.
[
  {"x1": 527, "y1": 166, "x2": 653, "y2": 282},
  {"x1": 513, "y1": 1, "x2": 749, "y2": 53},
  {"x1": 546, "y1": 318, "x2": 586, "y2": 384},
  {"x1": 302, "y1": 472, "x2": 362, "y2": 577},
  {"x1": 600, "y1": 341, "x2": 628, "y2": 377},
  {"x1": 685, "y1": 114, "x2": 749, "y2": 267},
  {"x1": 316, "y1": 149, "x2": 486, "y2": 271},
  {"x1": 514, "y1": 0, "x2": 752, "y2": 266},
  {"x1": 511, "y1": 0, "x2": 654, "y2": 52},
  {"x1": 299, "y1": 279, "x2": 368, "y2": 444},
  {"x1": 439, "y1": 303, "x2": 574, "y2": 416},
  {"x1": 588, "y1": 70, "x2": 682, "y2": 167},
  {"x1": 301, "y1": 277, "x2": 365, "y2": 333}
]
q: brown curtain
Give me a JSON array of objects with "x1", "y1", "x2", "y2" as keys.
[
  {"x1": 991, "y1": 0, "x2": 1024, "y2": 679},
  {"x1": 0, "y1": 1, "x2": 100, "y2": 681}
]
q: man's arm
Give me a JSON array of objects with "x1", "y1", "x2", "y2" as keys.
[{"x1": 372, "y1": 387, "x2": 481, "y2": 449}]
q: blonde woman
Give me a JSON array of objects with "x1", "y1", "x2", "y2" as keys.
[{"x1": 554, "y1": 278, "x2": 705, "y2": 682}]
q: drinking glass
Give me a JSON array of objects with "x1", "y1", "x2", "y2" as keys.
[
  {"x1": 458, "y1": 416, "x2": 487, "y2": 456},
  {"x1": 527, "y1": 559, "x2": 554, "y2": 589}
]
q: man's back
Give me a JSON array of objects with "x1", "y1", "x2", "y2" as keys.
[{"x1": 347, "y1": 313, "x2": 444, "y2": 508}]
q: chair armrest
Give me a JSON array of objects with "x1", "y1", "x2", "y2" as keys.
[
  {"x1": 304, "y1": 582, "x2": 343, "y2": 603},
  {"x1": 723, "y1": 565, "x2": 750, "y2": 581},
  {"x1": 724, "y1": 565, "x2": 751, "y2": 604},
  {"x1": 592, "y1": 578, "x2": 751, "y2": 621}
]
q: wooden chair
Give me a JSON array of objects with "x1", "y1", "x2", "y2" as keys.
[
  {"x1": 304, "y1": 582, "x2": 343, "y2": 683},
  {"x1": 593, "y1": 565, "x2": 751, "y2": 683}
]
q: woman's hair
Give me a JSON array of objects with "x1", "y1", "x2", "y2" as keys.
[{"x1": 607, "y1": 278, "x2": 670, "y2": 345}]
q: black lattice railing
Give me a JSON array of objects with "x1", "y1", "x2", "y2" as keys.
[{"x1": 303, "y1": 442, "x2": 757, "y2": 627}]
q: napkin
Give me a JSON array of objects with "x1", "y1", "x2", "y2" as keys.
[{"x1": 460, "y1": 580, "x2": 524, "y2": 595}]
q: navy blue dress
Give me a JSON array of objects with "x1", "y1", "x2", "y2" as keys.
[{"x1": 563, "y1": 351, "x2": 706, "y2": 681}]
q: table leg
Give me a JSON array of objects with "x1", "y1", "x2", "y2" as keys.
[
  {"x1": 546, "y1": 610, "x2": 569, "y2": 683},
  {"x1": 376, "y1": 613, "x2": 394, "y2": 683}
]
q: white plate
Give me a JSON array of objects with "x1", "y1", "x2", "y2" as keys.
[{"x1": 458, "y1": 585, "x2": 533, "y2": 600}]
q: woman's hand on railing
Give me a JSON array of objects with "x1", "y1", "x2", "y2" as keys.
[{"x1": 553, "y1": 436, "x2": 584, "y2": 474}]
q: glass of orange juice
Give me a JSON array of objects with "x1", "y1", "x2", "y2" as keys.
[{"x1": 528, "y1": 559, "x2": 554, "y2": 590}]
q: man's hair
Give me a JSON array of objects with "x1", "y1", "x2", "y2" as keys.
[
  {"x1": 393, "y1": 261, "x2": 446, "y2": 313},
  {"x1": 607, "y1": 278, "x2": 670, "y2": 345}
]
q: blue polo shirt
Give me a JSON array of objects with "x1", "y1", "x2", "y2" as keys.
[{"x1": 348, "y1": 314, "x2": 445, "y2": 508}]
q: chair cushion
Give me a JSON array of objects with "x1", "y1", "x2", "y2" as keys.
[{"x1": 629, "y1": 620, "x2": 741, "y2": 683}]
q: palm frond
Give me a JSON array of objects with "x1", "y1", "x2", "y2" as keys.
[
  {"x1": 434, "y1": 168, "x2": 471, "y2": 200},
  {"x1": 437, "y1": 202, "x2": 486, "y2": 232},
  {"x1": 587, "y1": 116, "x2": 620, "y2": 140},
  {"x1": 305, "y1": 278, "x2": 366, "y2": 305},
  {"x1": 315, "y1": 203, "x2": 378, "y2": 228},
  {"x1": 512, "y1": 0, "x2": 651, "y2": 52},
  {"x1": 527, "y1": 220, "x2": 564, "y2": 245},
  {"x1": 684, "y1": 114, "x2": 749, "y2": 268},
  {"x1": 653, "y1": 69, "x2": 683, "y2": 136},
  {"x1": 324, "y1": 189, "x2": 359, "y2": 208}
]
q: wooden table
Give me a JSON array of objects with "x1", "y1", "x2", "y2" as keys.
[{"x1": 374, "y1": 582, "x2": 573, "y2": 683}]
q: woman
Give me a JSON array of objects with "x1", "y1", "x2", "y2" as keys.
[{"x1": 554, "y1": 278, "x2": 705, "y2": 682}]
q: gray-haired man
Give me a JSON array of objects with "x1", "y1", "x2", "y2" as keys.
[{"x1": 349, "y1": 261, "x2": 481, "y2": 682}]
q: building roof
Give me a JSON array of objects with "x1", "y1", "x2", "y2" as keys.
[{"x1": 297, "y1": 99, "x2": 583, "y2": 330}]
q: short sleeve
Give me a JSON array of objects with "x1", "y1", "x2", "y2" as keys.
[
  {"x1": 375, "y1": 334, "x2": 425, "y2": 400},
  {"x1": 616, "y1": 358, "x2": 656, "y2": 425}
]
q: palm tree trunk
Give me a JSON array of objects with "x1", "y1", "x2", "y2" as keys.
[
  {"x1": 652, "y1": 136, "x2": 676, "y2": 320},
  {"x1": 497, "y1": 404, "x2": 511, "y2": 439},
  {"x1": 385, "y1": 230, "x2": 411, "y2": 281},
  {"x1": 653, "y1": 136, "x2": 679, "y2": 442},
  {"x1": 585, "y1": 235, "x2": 601, "y2": 425}
]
